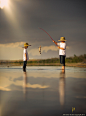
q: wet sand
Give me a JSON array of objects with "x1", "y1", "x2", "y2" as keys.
[
  {"x1": 0, "y1": 62, "x2": 86, "y2": 68},
  {"x1": 0, "y1": 66, "x2": 86, "y2": 116}
]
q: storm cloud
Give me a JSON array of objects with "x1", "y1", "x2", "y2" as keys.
[{"x1": 0, "y1": 0, "x2": 86, "y2": 59}]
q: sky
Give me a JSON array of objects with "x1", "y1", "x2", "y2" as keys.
[{"x1": 0, "y1": 0, "x2": 86, "y2": 60}]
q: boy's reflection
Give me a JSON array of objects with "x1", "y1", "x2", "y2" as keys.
[
  {"x1": 59, "y1": 70, "x2": 65, "y2": 106},
  {"x1": 23, "y1": 72, "x2": 27, "y2": 99}
]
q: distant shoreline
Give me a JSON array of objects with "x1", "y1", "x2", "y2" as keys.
[
  {"x1": 0, "y1": 54, "x2": 86, "y2": 68},
  {"x1": 0, "y1": 63, "x2": 86, "y2": 68}
]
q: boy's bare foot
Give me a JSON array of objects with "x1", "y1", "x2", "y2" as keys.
[{"x1": 62, "y1": 66, "x2": 65, "y2": 70}]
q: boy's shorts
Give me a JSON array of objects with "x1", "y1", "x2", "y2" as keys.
[
  {"x1": 23, "y1": 61, "x2": 27, "y2": 72},
  {"x1": 60, "y1": 55, "x2": 65, "y2": 66}
]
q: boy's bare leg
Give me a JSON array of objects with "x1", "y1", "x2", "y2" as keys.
[{"x1": 62, "y1": 66, "x2": 65, "y2": 70}]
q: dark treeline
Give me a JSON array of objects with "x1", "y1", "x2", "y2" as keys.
[
  {"x1": 16, "y1": 54, "x2": 86, "y2": 64},
  {"x1": 65, "y1": 54, "x2": 86, "y2": 63},
  {"x1": 34, "y1": 54, "x2": 86, "y2": 64},
  {"x1": 0, "y1": 54, "x2": 86, "y2": 64}
]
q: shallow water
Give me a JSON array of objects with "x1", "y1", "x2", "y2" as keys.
[{"x1": 0, "y1": 66, "x2": 86, "y2": 116}]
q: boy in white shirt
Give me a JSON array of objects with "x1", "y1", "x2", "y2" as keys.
[
  {"x1": 53, "y1": 37, "x2": 66, "y2": 70},
  {"x1": 23, "y1": 43, "x2": 29, "y2": 72}
]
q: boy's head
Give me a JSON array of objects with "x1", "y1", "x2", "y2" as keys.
[
  {"x1": 25, "y1": 46, "x2": 28, "y2": 49},
  {"x1": 58, "y1": 37, "x2": 66, "y2": 42},
  {"x1": 24, "y1": 43, "x2": 29, "y2": 48}
]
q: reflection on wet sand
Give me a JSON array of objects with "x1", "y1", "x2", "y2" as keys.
[
  {"x1": 59, "y1": 70, "x2": 65, "y2": 106},
  {"x1": 0, "y1": 66, "x2": 86, "y2": 115},
  {"x1": 23, "y1": 72, "x2": 27, "y2": 99}
]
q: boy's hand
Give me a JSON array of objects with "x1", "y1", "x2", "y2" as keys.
[{"x1": 58, "y1": 46, "x2": 60, "y2": 49}]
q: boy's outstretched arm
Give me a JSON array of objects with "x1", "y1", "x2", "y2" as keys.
[{"x1": 53, "y1": 40, "x2": 57, "y2": 45}]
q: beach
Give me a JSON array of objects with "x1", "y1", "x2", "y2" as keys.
[{"x1": 0, "y1": 66, "x2": 86, "y2": 116}]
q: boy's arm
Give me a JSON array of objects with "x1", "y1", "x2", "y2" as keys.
[
  {"x1": 58, "y1": 46, "x2": 65, "y2": 50},
  {"x1": 25, "y1": 53, "x2": 27, "y2": 61},
  {"x1": 53, "y1": 40, "x2": 57, "y2": 45}
]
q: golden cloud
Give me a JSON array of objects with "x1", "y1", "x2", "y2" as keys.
[
  {"x1": 66, "y1": 46, "x2": 70, "y2": 49},
  {"x1": 42, "y1": 45, "x2": 58, "y2": 52},
  {"x1": 0, "y1": 42, "x2": 25, "y2": 48},
  {"x1": 28, "y1": 45, "x2": 58, "y2": 56}
]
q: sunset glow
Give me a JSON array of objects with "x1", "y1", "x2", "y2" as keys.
[{"x1": 0, "y1": 0, "x2": 8, "y2": 9}]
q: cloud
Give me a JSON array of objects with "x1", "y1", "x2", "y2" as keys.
[
  {"x1": 42, "y1": 45, "x2": 57, "y2": 52},
  {"x1": 28, "y1": 45, "x2": 58, "y2": 56},
  {"x1": 66, "y1": 46, "x2": 70, "y2": 49},
  {"x1": 0, "y1": 42, "x2": 25, "y2": 48}
]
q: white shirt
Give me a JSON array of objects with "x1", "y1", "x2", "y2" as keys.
[
  {"x1": 23, "y1": 48, "x2": 29, "y2": 61},
  {"x1": 57, "y1": 42, "x2": 66, "y2": 56}
]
